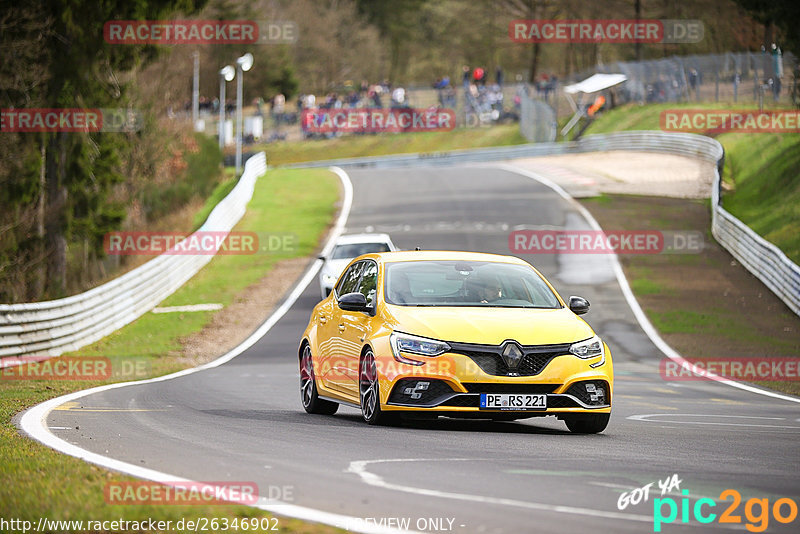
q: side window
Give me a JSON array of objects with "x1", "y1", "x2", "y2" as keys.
[
  {"x1": 336, "y1": 261, "x2": 364, "y2": 297},
  {"x1": 356, "y1": 261, "x2": 378, "y2": 307}
]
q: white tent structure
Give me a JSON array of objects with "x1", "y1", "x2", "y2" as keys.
[
  {"x1": 561, "y1": 73, "x2": 627, "y2": 137},
  {"x1": 563, "y1": 73, "x2": 628, "y2": 95}
]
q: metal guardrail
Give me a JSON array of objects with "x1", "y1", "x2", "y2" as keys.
[
  {"x1": 283, "y1": 131, "x2": 725, "y2": 169},
  {"x1": 0, "y1": 153, "x2": 268, "y2": 361},
  {"x1": 711, "y1": 180, "x2": 800, "y2": 316},
  {"x1": 287, "y1": 131, "x2": 799, "y2": 316}
]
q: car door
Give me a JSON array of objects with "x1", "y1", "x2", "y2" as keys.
[
  {"x1": 337, "y1": 260, "x2": 378, "y2": 395},
  {"x1": 321, "y1": 261, "x2": 364, "y2": 393}
]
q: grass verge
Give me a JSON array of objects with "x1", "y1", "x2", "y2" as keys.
[{"x1": 0, "y1": 167, "x2": 342, "y2": 533}]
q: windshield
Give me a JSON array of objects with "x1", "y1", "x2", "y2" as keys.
[
  {"x1": 384, "y1": 260, "x2": 562, "y2": 308},
  {"x1": 331, "y1": 242, "x2": 391, "y2": 260}
]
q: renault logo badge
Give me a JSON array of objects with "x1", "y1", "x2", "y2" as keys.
[{"x1": 501, "y1": 341, "x2": 524, "y2": 368}]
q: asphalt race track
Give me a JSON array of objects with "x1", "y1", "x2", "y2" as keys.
[{"x1": 42, "y1": 165, "x2": 800, "y2": 533}]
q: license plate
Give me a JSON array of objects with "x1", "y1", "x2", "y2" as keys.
[{"x1": 479, "y1": 393, "x2": 547, "y2": 410}]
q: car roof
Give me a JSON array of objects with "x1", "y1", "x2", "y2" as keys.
[
  {"x1": 358, "y1": 250, "x2": 530, "y2": 265},
  {"x1": 333, "y1": 233, "x2": 394, "y2": 245}
]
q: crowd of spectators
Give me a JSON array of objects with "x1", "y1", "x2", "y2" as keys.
[
  {"x1": 290, "y1": 67, "x2": 530, "y2": 137},
  {"x1": 174, "y1": 46, "x2": 793, "y2": 145},
  {"x1": 295, "y1": 80, "x2": 424, "y2": 138}
]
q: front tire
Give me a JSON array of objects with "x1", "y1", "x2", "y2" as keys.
[
  {"x1": 359, "y1": 349, "x2": 398, "y2": 426},
  {"x1": 300, "y1": 344, "x2": 338, "y2": 415},
  {"x1": 563, "y1": 413, "x2": 610, "y2": 434}
]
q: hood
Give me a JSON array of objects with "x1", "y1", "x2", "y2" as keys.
[{"x1": 383, "y1": 305, "x2": 594, "y2": 346}]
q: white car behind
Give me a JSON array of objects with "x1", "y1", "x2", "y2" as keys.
[{"x1": 318, "y1": 233, "x2": 397, "y2": 298}]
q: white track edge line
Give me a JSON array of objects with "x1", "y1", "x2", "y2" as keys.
[
  {"x1": 495, "y1": 163, "x2": 800, "y2": 405},
  {"x1": 18, "y1": 167, "x2": 411, "y2": 534},
  {"x1": 347, "y1": 459, "x2": 657, "y2": 524}
]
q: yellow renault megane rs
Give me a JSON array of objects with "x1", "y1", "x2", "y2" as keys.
[{"x1": 298, "y1": 251, "x2": 613, "y2": 433}]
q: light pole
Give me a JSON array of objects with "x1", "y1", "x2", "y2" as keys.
[
  {"x1": 235, "y1": 53, "x2": 254, "y2": 176},
  {"x1": 192, "y1": 51, "x2": 200, "y2": 130},
  {"x1": 218, "y1": 65, "x2": 235, "y2": 151}
]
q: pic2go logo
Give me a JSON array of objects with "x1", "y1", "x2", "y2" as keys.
[{"x1": 653, "y1": 489, "x2": 798, "y2": 532}]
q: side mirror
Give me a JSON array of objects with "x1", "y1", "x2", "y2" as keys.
[
  {"x1": 317, "y1": 255, "x2": 326, "y2": 261},
  {"x1": 569, "y1": 296, "x2": 590, "y2": 315},
  {"x1": 338, "y1": 292, "x2": 369, "y2": 312}
]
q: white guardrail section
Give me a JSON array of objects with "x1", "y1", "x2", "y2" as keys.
[
  {"x1": 0, "y1": 153, "x2": 268, "y2": 362},
  {"x1": 288, "y1": 131, "x2": 799, "y2": 316}
]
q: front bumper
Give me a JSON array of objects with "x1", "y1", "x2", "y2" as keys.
[
  {"x1": 376, "y1": 344, "x2": 613, "y2": 415},
  {"x1": 385, "y1": 378, "x2": 610, "y2": 412}
]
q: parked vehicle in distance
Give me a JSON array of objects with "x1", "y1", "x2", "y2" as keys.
[{"x1": 318, "y1": 233, "x2": 396, "y2": 298}]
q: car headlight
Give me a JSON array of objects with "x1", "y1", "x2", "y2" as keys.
[
  {"x1": 390, "y1": 332, "x2": 451, "y2": 366},
  {"x1": 569, "y1": 335, "x2": 605, "y2": 368},
  {"x1": 322, "y1": 274, "x2": 337, "y2": 284}
]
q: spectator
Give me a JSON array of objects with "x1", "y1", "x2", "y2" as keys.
[
  {"x1": 271, "y1": 94, "x2": 285, "y2": 125},
  {"x1": 434, "y1": 76, "x2": 451, "y2": 108},
  {"x1": 473, "y1": 67, "x2": 486, "y2": 85},
  {"x1": 488, "y1": 84, "x2": 503, "y2": 111},
  {"x1": 545, "y1": 75, "x2": 557, "y2": 102},
  {"x1": 444, "y1": 85, "x2": 456, "y2": 108},
  {"x1": 391, "y1": 86, "x2": 407, "y2": 108},
  {"x1": 536, "y1": 74, "x2": 549, "y2": 97},
  {"x1": 369, "y1": 85, "x2": 383, "y2": 108}
]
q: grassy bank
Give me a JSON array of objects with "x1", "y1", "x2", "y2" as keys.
[
  {"x1": 721, "y1": 133, "x2": 800, "y2": 263},
  {"x1": 1, "y1": 167, "x2": 341, "y2": 533}
]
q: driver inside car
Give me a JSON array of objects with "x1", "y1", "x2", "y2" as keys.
[
  {"x1": 466, "y1": 275, "x2": 503, "y2": 304},
  {"x1": 479, "y1": 279, "x2": 503, "y2": 303}
]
